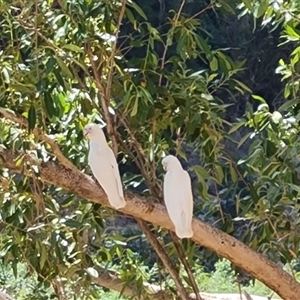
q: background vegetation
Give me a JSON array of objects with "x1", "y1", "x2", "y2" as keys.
[{"x1": 1, "y1": 0, "x2": 300, "y2": 299}]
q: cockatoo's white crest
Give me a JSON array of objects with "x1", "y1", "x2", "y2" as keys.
[
  {"x1": 162, "y1": 154, "x2": 194, "y2": 239},
  {"x1": 84, "y1": 123, "x2": 126, "y2": 209}
]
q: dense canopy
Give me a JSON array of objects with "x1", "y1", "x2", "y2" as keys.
[{"x1": 1, "y1": 0, "x2": 300, "y2": 299}]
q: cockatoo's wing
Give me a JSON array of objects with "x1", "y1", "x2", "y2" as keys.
[
  {"x1": 88, "y1": 145, "x2": 126, "y2": 209},
  {"x1": 164, "y1": 169, "x2": 193, "y2": 238},
  {"x1": 181, "y1": 170, "x2": 193, "y2": 235},
  {"x1": 107, "y1": 147, "x2": 125, "y2": 200}
]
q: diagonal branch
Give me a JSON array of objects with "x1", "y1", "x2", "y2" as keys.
[
  {"x1": 170, "y1": 231, "x2": 203, "y2": 300},
  {"x1": 0, "y1": 148, "x2": 298, "y2": 300},
  {"x1": 105, "y1": 0, "x2": 128, "y2": 101},
  {"x1": 90, "y1": 266, "x2": 172, "y2": 300},
  {"x1": 86, "y1": 44, "x2": 119, "y2": 157},
  {"x1": 0, "y1": 108, "x2": 77, "y2": 172},
  {"x1": 111, "y1": 120, "x2": 184, "y2": 297},
  {"x1": 137, "y1": 219, "x2": 190, "y2": 300},
  {"x1": 90, "y1": 267, "x2": 274, "y2": 300}
]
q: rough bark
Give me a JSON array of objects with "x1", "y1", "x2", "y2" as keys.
[{"x1": 0, "y1": 148, "x2": 299, "y2": 300}]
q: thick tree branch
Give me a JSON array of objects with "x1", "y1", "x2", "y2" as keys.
[
  {"x1": 0, "y1": 148, "x2": 298, "y2": 300},
  {"x1": 90, "y1": 267, "x2": 171, "y2": 300}
]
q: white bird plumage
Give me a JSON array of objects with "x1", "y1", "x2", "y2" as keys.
[
  {"x1": 162, "y1": 155, "x2": 194, "y2": 238},
  {"x1": 83, "y1": 123, "x2": 126, "y2": 209}
]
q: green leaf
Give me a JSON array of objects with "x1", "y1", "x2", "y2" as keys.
[
  {"x1": 53, "y1": 69, "x2": 66, "y2": 91},
  {"x1": 214, "y1": 164, "x2": 224, "y2": 184},
  {"x1": 238, "y1": 132, "x2": 252, "y2": 148},
  {"x1": 11, "y1": 84, "x2": 34, "y2": 93},
  {"x1": 191, "y1": 165, "x2": 210, "y2": 180},
  {"x1": 207, "y1": 73, "x2": 218, "y2": 82},
  {"x1": 233, "y1": 79, "x2": 252, "y2": 93},
  {"x1": 62, "y1": 44, "x2": 84, "y2": 52},
  {"x1": 126, "y1": 8, "x2": 136, "y2": 24},
  {"x1": 39, "y1": 244, "x2": 47, "y2": 269},
  {"x1": 128, "y1": 2, "x2": 147, "y2": 20},
  {"x1": 56, "y1": 57, "x2": 74, "y2": 78},
  {"x1": 278, "y1": 99, "x2": 299, "y2": 111},
  {"x1": 228, "y1": 121, "x2": 245, "y2": 134},
  {"x1": 255, "y1": 0, "x2": 269, "y2": 18},
  {"x1": 242, "y1": 0, "x2": 253, "y2": 11},
  {"x1": 229, "y1": 163, "x2": 238, "y2": 183},
  {"x1": 43, "y1": 92, "x2": 55, "y2": 118},
  {"x1": 285, "y1": 25, "x2": 300, "y2": 38},
  {"x1": 252, "y1": 94, "x2": 266, "y2": 103},
  {"x1": 131, "y1": 97, "x2": 139, "y2": 117},
  {"x1": 210, "y1": 57, "x2": 218, "y2": 71},
  {"x1": 2, "y1": 67, "x2": 10, "y2": 84},
  {"x1": 28, "y1": 105, "x2": 36, "y2": 133},
  {"x1": 198, "y1": 176, "x2": 209, "y2": 200},
  {"x1": 64, "y1": 219, "x2": 81, "y2": 228}
]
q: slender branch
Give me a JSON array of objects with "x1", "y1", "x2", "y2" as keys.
[
  {"x1": 105, "y1": 0, "x2": 127, "y2": 101},
  {"x1": 187, "y1": 1, "x2": 215, "y2": 21},
  {"x1": 117, "y1": 114, "x2": 162, "y2": 197},
  {"x1": 90, "y1": 267, "x2": 171, "y2": 300},
  {"x1": 90, "y1": 267, "x2": 271, "y2": 300},
  {"x1": 137, "y1": 219, "x2": 191, "y2": 300},
  {"x1": 0, "y1": 108, "x2": 77, "y2": 172},
  {"x1": 86, "y1": 44, "x2": 118, "y2": 156},
  {"x1": 170, "y1": 232, "x2": 203, "y2": 300},
  {"x1": 112, "y1": 126, "x2": 175, "y2": 300},
  {"x1": 158, "y1": 0, "x2": 186, "y2": 87}
]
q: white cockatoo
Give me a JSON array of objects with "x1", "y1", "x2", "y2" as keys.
[
  {"x1": 162, "y1": 155, "x2": 194, "y2": 238},
  {"x1": 83, "y1": 123, "x2": 126, "y2": 209}
]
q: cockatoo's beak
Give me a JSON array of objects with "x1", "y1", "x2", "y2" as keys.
[
  {"x1": 83, "y1": 129, "x2": 89, "y2": 138},
  {"x1": 162, "y1": 163, "x2": 167, "y2": 171}
]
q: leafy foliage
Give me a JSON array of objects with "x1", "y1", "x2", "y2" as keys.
[{"x1": 1, "y1": 0, "x2": 300, "y2": 298}]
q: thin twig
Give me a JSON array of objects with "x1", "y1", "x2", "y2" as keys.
[
  {"x1": 266, "y1": 215, "x2": 296, "y2": 279},
  {"x1": 117, "y1": 114, "x2": 159, "y2": 195},
  {"x1": 86, "y1": 44, "x2": 119, "y2": 156},
  {"x1": 187, "y1": 1, "x2": 215, "y2": 22},
  {"x1": 0, "y1": 108, "x2": 77, "y2": 172},
  {"x1": 106, "y1": 0, "x2": 127, "y2": 100},
  {"x1": 137, "y1": 219, "x2": 191, "y2": 300},
  {"x1": 158, "y1": 0, "x2": 186, "y2": 87}
]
